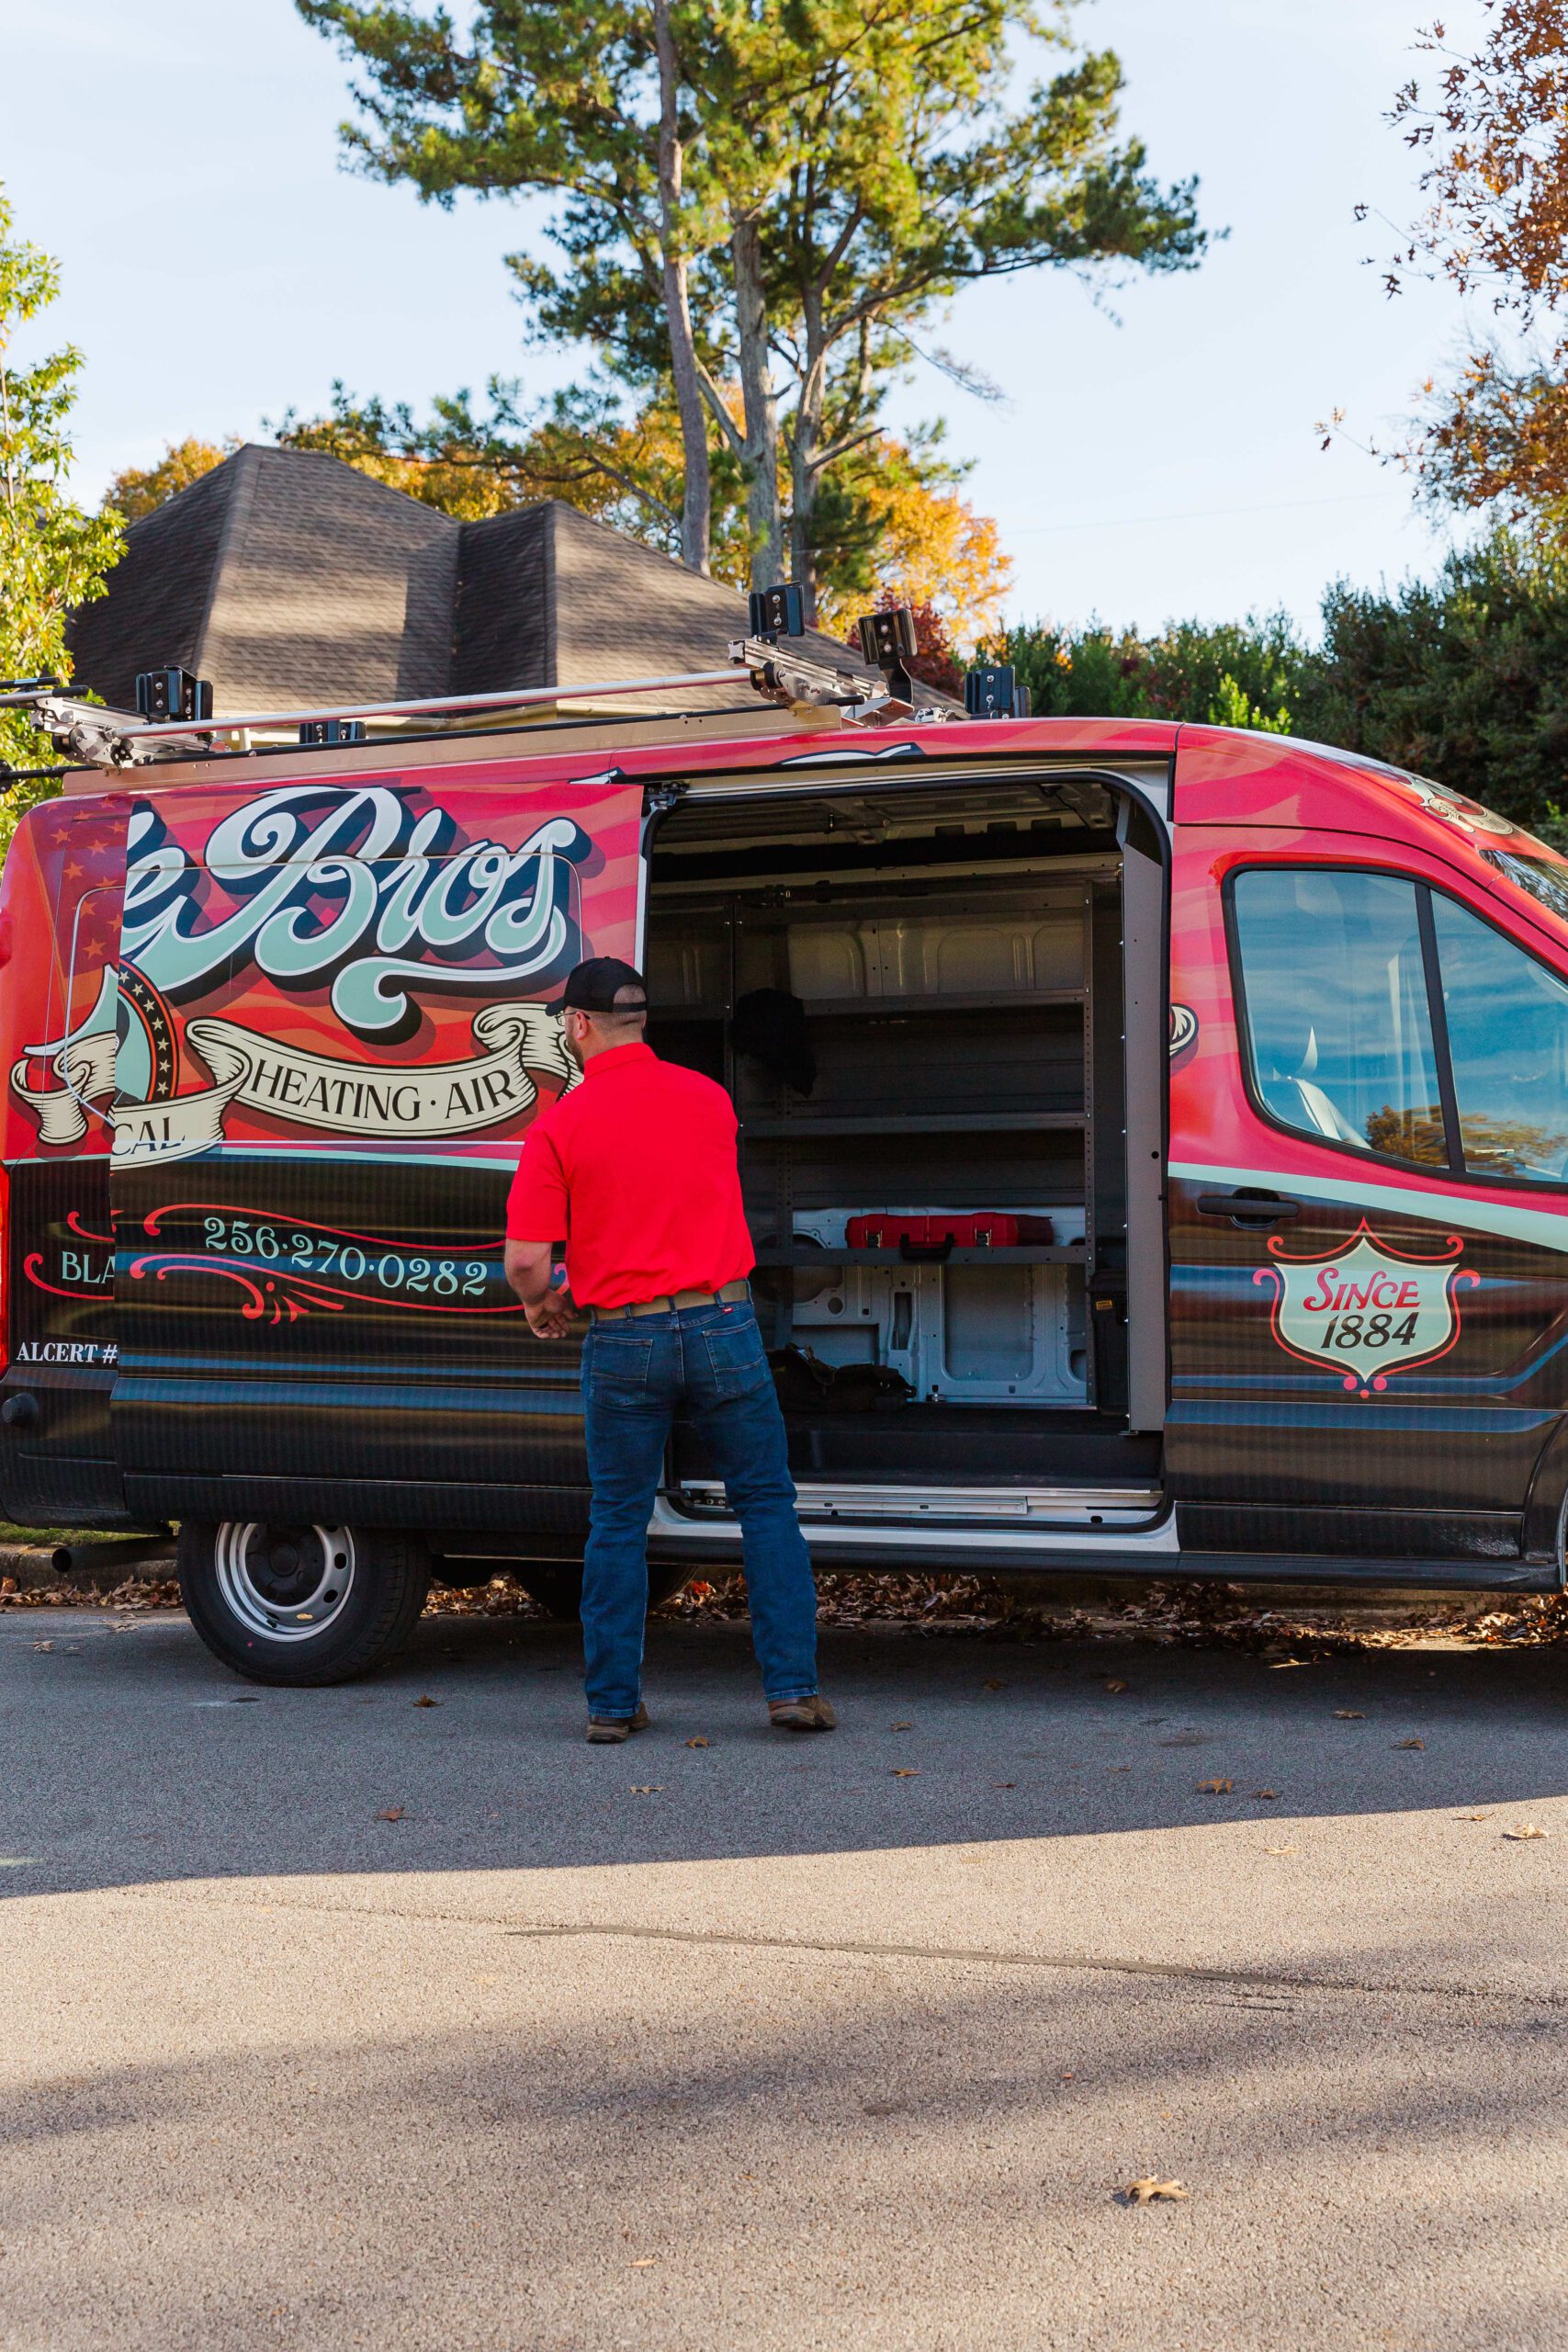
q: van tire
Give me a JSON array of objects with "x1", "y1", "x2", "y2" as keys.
[
  {"x1": 178, "y1": 1521, "x2": 431, "y2": 1687},
  {"x1": 516, "y1": 1565, "x2": 692, "y2": 1622}
]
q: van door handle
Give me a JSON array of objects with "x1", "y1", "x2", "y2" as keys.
[{"x1": 1194, "y1": 1189, "x2": 1301, "y2": 1226}]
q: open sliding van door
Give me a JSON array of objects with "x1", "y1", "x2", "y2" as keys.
[{"x1": 641, "y1": 752, "x2": 1176, "y2": 1578}]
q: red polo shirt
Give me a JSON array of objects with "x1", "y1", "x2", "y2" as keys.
[{"x1": 505, "y1": 1042, "x2": 755, "y2": 1309}]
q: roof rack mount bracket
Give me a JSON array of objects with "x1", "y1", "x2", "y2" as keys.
[{"x1": 727, "y1": 637, "x2": 950, "y2": 729}]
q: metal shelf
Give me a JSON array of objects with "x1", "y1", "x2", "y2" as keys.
[
  {"x1": 649, "y1": 989, "x2": 1087, "y2": 1022},
  {"x1": 795, "y1": 989, "x2": 1088, "y2": 1017},
  {"x1": 753, "y1": 1246, "x2": 1089, "y2": 1267},
  {"x1": 743, "y1": 1111, "x2": 1088, "y2": 1136}
]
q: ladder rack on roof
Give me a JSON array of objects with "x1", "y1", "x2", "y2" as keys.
[{"x1": 0, "y1": 632, "x2": 953, "y2": 775}]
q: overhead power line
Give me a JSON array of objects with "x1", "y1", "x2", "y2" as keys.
[{"x1": 1006, "y1": 488, "x2": 1410, "y2": 537}]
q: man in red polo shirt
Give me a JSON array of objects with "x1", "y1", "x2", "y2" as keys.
[{"x1": 503, "y1": 957, "x2": 832, "y2": 1744}]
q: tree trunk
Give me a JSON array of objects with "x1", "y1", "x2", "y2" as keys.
[
  {"x1": 731, "y1": 218, "x2": 783, "y2": 592},
  {"x1": 786, "y1": 287, "x2": 829, "y2": 625},
  {"x1": 653, "y1": 0, "x2": 711, "y2": 577}
]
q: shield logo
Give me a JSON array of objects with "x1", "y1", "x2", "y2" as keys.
[{"x1": 1253, "y1": 1219, "x2": 1477, "y2": 1394}]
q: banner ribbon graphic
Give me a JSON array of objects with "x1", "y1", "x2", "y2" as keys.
[{"x1": 15, "y1": 989, "x2": 578, "y2": 1166}]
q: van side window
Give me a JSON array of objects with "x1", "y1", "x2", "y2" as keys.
[
  {"x1": 1431, "y1": 896, "x2": 1568, "y2": 1180},
  {"x1": 1231, "y1": 869, "x2": 1446, "y2": 1166}
]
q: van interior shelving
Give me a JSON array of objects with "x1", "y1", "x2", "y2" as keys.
[{"x1": 645, "y1": 772, "x2": 1164, "y2": 1527}]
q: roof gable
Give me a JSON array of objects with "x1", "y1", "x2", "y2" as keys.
[{"x1": 69, "y1": 446, "x2": 872, "y2": 720}]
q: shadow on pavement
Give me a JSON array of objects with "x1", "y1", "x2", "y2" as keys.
[
  {"x1": 3, "y1": 1604, "x2": 1566, "y2": 1899},
  {"x1": 0, "y1": 1900, "x2": 1561, "y2": 2351}
]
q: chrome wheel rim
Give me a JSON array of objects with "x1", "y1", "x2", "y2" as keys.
[{"x1": 214, "y1": 1521, "x2": 356, "y2": 1641}]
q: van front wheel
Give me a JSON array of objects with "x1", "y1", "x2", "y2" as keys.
[{"x1": 178, "y1": 1521, "x2": 431, "y2": 1686}]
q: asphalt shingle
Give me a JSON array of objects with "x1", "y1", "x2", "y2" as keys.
[{"x1": 69, "y1": 444, "x2": 878, "y2": 719}]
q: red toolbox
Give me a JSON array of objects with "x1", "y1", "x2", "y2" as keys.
[{"x1": 845, "y1": 1213, "x2": 1055, "y2": 1250}]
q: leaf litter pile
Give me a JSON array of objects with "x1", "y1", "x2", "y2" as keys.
[
  {"x1": 650, "y1": 1572, "x2": 1568, "y2": 1657},
  {"x1": 0, "y1": 1570, "x2": 182, "y2": 1612},
  {"x1": 9, "y1": 1550, "x2": 1568, "y2": 1657}
]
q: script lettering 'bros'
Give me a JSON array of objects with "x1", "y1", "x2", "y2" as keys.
[
  {"x1": 121, "y1": 784, "x2": 595, "y2": 1033},
  {"x1": 12, "y1": 780, "x2": 608, "y2": 1164}
]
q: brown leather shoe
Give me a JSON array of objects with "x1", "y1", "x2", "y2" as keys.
[
  {"x1": 768, "y1": 1695, "x2": 837, "y2": 1732},
  {"x1": 586, "y1": 1702, "x2": 650, "y2": 1745}
]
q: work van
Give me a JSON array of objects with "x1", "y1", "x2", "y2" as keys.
[{"x1": 4, "y1": 681, "x2": 1567, "y2": 1683}]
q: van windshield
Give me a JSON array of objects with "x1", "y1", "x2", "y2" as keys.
[{"x1": 1480, "y1": 847, "x2": 1568, "y2": 930}]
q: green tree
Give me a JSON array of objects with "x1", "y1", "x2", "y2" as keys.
[
  {"x1": 991, "y1": 609, "x2": 1309, "y2": 732},
  {"x1": 298, "y1": 1, "x2": 1208, "y2": 608},
  {"x1": 0, "y1": 187, "x2": 123, "y2": 833},
  {"x1": 272, "y1": 376, "x2": 720, "y2": 548},
  {"x1": 718, "y1": 17, "x2": 1209, "y2": 614},
  {"x1": 1299, "y1": 532, "x2": 1568, "y2": 833},
  {"x1": 996, "y1": 542, "x2": 1568, "y2": 839},
  {"x1": 298, "y1": 0, "x2": 729, "y2": 571}
]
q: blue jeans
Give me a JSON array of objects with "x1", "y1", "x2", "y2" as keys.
[{"x1": 578, "y1": 1300, "x2": 818, "y2": 1717}]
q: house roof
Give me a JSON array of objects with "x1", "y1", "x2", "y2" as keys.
[{"x1": 68, "y1": 443, "x2": 872, "y2": 720}]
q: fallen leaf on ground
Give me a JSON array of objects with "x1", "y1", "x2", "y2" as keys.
[
  {"x1": 684, "y1": 1736, "x2": 709, "y2": 1748},
  {"x1": 1504, "y1": 1824, "x2": 1551, "y2": 1840},
  {"x1": 983, "y1": 1679, "x2": 1006, "y2": 1690},
  {"x1": 1122, "y1": 2177, "x2": 1190, "y2": 2205},
  {"x1": 1334, "y1": 1710, "x2": 1366, "y2": 1720},
  {"x1": 630, "y1": 1785, "x2": 664, "y2": 1795},
  {"x1": 1264, "y1": 1845, "x2": 1298, "y2": 1857},
  {"x1": 1108, "y1": 1764, "x2": 1131, "y2": 1773},
  {"x1": 889, "y1": 1721, "x2": 912, "y2": 1731},
  {"x1": 1268, "y1": 1659, "x2": 1305, "y2": 1669},
  {"x1": 375, "y1": 1806, "x2": 405, "y2": 1822},
  {"x1": 0, "y1": 1578, "x2": 15, "y2": 1596},
  {"x1": 992, "y1": 1781, "x2": 1017, "y2": 1789},
  {"x1": 629, "y1": 2257, "x2": 657, "y2": 2267},
  {"x1": 1104, "y1": 1679, "x2": 1130, "y2": 1693},
  {"x1": 31, "y1": 1641, "x2": 52, "y2": 1654},
  {"x1": 890, "y1": 1768, "x2": 920, "y2": 1778},
  {"x1": 1252, "y1": 1788, "x2": 1279, "y2": 1799},
  {"x1": 1393, "y1": 1737, "x2": 1424, "y2": 1749},
  {"x1": 1455, "y1": 1813, "x2": 1490, "y2": 1823},
  {"x1": 412, "y1": 1695, "x2": 441, "y2": 1708},
  {"x1": 1197, "y1": 1778, "x2": 1233, "y2": 1794}
]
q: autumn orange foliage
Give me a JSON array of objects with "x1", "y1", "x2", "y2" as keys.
[
  {"x1": 816, "y1": 462, "x2": 1012, "y2": 654},
  {"x1": 104, "y1": 436, "x2": 239, "y2": 522},
  {"x1": 1378, "y1": 2, "x2": 1568, "y2": 536}
]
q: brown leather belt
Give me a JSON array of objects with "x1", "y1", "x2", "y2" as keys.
[{"x1": 588, "y1": 1279, "x2": 751, "y2": 1325}]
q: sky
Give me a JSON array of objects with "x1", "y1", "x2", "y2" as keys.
[{"x1": 1, "y1": 0, "x2": 1493, "y2": 639}]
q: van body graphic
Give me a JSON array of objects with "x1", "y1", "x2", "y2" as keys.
[
  {"x1": 1253, "y1": 1222, "x2": 1476, "y2": 1394},
  {"x1": 1, "y1": 706, "x2": 1566, "y2": 1683}
]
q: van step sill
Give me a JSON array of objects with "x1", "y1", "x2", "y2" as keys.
[{"x1": 675, "y1": 1477, "x2": 1161, "y2": 1527}]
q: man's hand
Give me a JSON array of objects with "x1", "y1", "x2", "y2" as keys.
[
  {"x1": 505, "y1": 1238, "x2": 575, "y2": 1340},
  {"x1": 525, "y1": 1281, "x2": 576, "y2": 1341}
]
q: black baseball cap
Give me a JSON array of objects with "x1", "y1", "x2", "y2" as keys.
[{"x1": 555, "y1": 956, "x2": 649, "y2": 1015}]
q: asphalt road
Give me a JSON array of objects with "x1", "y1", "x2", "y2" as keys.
[{"x1": 2, "y1": 1601, "x2": 1567, "y2": 2351}]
